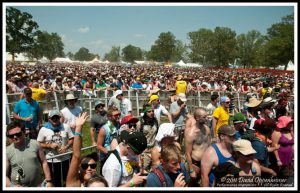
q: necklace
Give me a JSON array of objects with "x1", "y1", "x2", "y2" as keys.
[{"x1": 13, "y1": 139, "x2": 27, "y2": 185}]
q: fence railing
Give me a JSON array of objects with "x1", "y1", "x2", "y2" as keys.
[
  {"x1": 6, "y1": 90, "x2": 269, "y2": 124},
  {"x1": 45, "y1": 123, "x2": 186, "y2": 187}
]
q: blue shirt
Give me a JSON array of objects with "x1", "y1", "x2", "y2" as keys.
[
  {"x1": 131, "y1": 82, "x2": 143, "y2": 89},
  {"x1": 13, "y1": 99, "x2": 40, "y2": 129},
  {"x1": 251, "y1": 138, "x2": 269, "y2": 167},
  {"x1": 146, "y1": 163, "x2": 190, "y2": 187}
]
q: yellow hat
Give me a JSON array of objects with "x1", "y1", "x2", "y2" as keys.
[{"x1": 148, "y1": 95, "x2": 159, "y2": 104}]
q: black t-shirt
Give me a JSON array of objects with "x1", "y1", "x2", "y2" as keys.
[{"x1": 90, "y1": 112, "x2": 107, "y2": 132}]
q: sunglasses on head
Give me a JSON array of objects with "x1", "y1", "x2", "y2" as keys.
[
  {"x1": 81, "y1": 163, "x2": 97, "y2": 170},
  {"x1": 128, "y1": 123, "x2": 137, "y2": 128},
  {"x1": 7, "y1": 131, "x2": 22, "y2": 138}
]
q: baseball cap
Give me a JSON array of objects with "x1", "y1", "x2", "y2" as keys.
[
  {"x1": 115, "y1": 90, "x2": 123, "y2": 96},
  {"x1": 231, "y1": 113, "x2": 247, "y2": 124},
  {"x1": 23, "y1": 87, "x2": 32, "y2": 94},
  {"x1": 177, "y1": 93, "x2": 187, "y2": 102},
  {"x1": 94, "y1": 100, "x2": 105, "y2": 108},
  {"x1": 277, "y1": 116, "x2": 293, "y2": 129},
  {"x1": 218, "y1": 125, "x2": 236, "y2": 136},
  {"x1": 148, "y1": 95, "x2": 159, "y2": 104},
  {"x1": 233, "y1": 139, "x2": 256, "y2": 155},
  {"x1": 220, "y1": 96, "x2": 230, "y2": 103},
  {"x1": 120, "y1": 114, "x2": 139, "y2": 126},
  {"x1": 120, "y1": 131, "x2": 147, "y2": 155},
  {"x1": 48, "y1": 109, "x2": 60, "y2": 118}
]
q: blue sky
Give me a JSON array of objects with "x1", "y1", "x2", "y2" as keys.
[{"x1": 7, "y1": 3, "x2": 295, "y2": 58}]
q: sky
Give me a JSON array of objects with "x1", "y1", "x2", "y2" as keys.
[{"x1": 5, "y1": 3, "x2": 295, "y2": 59}]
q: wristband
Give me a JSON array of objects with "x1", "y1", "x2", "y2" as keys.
[
  {"x1": 46, "y1": 179, "x2": 53, "y2": 183},
  {"x1": 130, "y1": 180, "x2": 135, "y2": 187},
  {"x1": 73, "y1": 132, "x2": 82, "y2": 137}
]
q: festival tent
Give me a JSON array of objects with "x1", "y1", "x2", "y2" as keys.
[
  {"x1": 53, "y1": 57, "x2": 73, "y2": 63},
  {"x1": 177, "y1": 60, "x2": 186, "y2": 66},
  {"x1": 88, "y1": 57, "x2": 101, "y2": 64},
  {"x1": 102, "y1": 60, "x2": 110, "y2": 64},
  {"x1": 276, "y1": 60, "x2": 294, "y2": 71},
  {"x1": 6, "y1": 52, "x2": 30, "y2": 62}
]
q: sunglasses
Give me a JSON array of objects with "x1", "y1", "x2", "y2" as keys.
[
  {"x1": 7, "y1": 132, "x2": 23, "y2": 138},
  {"x1": 81, "y1": 163, "x2": 97, "y2": 170},
  {"x1": 112, "y1": 113, "x2": 121, "y2": 117},
  {"x1": 128, "y1": 123, "x2": 137, "y2": 128},
  {"x1": 51, "y1": 115, "x2": 60, "y2": 121},
  {"x1": 96, "y1": 105, "x2": 105, "y2": 108}
]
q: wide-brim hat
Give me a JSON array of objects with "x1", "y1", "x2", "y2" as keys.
[
  {"x1": 64, "y1": 93, "x2": 78, "y2": 102},
  {"x1": 246, "y1": 98, "x2": 262, "y2": 108},
  {"x1": 233, "y1": 139, "x2": 257, "y2": 155}
]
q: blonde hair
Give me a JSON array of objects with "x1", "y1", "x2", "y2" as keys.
[{"x1": 160, "y1": 143, "x2": 181, "y2": 163}]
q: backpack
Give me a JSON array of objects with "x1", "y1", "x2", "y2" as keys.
[
  {"x1": 100, "y1": 149, "x2": 123, "y2": 186},
  {"x1": 153, "y1": 167, "x2": 167, "y2": 187}
]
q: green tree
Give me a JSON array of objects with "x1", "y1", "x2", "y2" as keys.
[
  {"x1": 104, "y1": 46, "x2": 121, "y2": 62},
  {"x1": 6, "y1": 7, "x2": 39, "y2": 64},
  {"x1": 236, "y1": 30, "x2": 265, "y2": 68},
  {"x1": 171, "y1": 40, "x2": 188, "y2": 62},
  {"x1": 122, "y1": 44, "x2": 143, "y2": 63},
  {"x1": 25, "y1": 31, "x2": 64, "y2": 62},
  {"x1": 261, "y1": 14, "x2": 294, "y2": 70},
  {"x1": 210, "y1": 27, "x2": 237, "y2": 68},
  {"x1": 188, "y1": 28, "x2": 214, "y2": 66},
  {"x1": 148, "y1": 32, "x2": 177, "y2": 63},
  {"x1": 66, "y1": 52, "x2": 75, "y2": 60},
  {"x1": 74, "y1": 47, "x2": 95, "y2": 61}
]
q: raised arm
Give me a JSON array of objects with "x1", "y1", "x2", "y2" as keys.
[{"x1": 66, "y1": 112, "x2": 89, "y2": 187}]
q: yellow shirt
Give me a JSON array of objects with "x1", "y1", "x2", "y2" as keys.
[
  {"x1": 212, "y1": 106, "x2": 229, "y2": 135},
  {"x1": 176, "y1": 80, "x2": 187, "y2": 95},
  {"x1": 31, "y1": 88, "x2": 46, "y2": 107}
]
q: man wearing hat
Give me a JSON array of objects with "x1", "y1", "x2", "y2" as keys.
[
  {"x1": 231, "y1": 113, "x2": 248, "y2": 140},
  {"x1": 102, "y1": 130, "x2": 148, "y2": 187},
  {"x1": 212, "y1": 96, "x2": 230, "y2": 139},
  {"x1": 258, "y1": 97, "x2": 277, "y2": 120},
  {"x1": 148, "y1": 94, "x2": 172, "y2": 125},
  {"x1": 89, "y1": 101, "x2": 108, "y2": 146},
  {"x1": 201, "y1": 125, "x2": 236, "y2": 187},
  {"x1": 116, "y1": 90, "x2": 132, "y2": 119},
  {"x1": 37, "y1": 109, "x2": 74, "y2": 187},
  {"x1": 13, "y1": 87, "x2": 43, "y2": 139},
  {"x1": 60, "y1": 94, "x2": 83, "y2": 132},
  {"x1": 245, "y1": 97, "x2": 262, "y2": 130},
  {"x1": 170, "y1": 93, "x2": 189, "y2": 125},
  {"x1": 175, "y1": 75, "x2": 187, "y2": 95}
]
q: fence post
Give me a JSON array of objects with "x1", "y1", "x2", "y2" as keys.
[
  {"x1": 237, "y1": 92, "x2": 241, "y2": 112},
  {"x1": 198, "y1": 91, "x2": 201, "y2": 107},
  {"x1": 105, "y1": 90, "x2": 108, "y2": 108},
  {"x1": 53, "y1": 92, "x2": 59, "y2": 110},
  {"x1": 6, "y1": 95, "x2": 11, "y2": 124},
  {"x1": 136, "y1": 91, "x2": 139, "y2": 117},
  {"x1": 89, "y1": 94, "x2": 92, "y2": 119}
]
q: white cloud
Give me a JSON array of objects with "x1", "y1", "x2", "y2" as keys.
[
  {"x1": 134, "y1": 34, "x2": 146, "y2": 38},
  {"x1": 78, "y1": 27, "x2": 90, "y2": 33}
]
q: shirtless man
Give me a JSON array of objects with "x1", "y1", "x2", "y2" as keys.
[{"x1": 184, "y1": 107, "x2": 211, "y2": 186}]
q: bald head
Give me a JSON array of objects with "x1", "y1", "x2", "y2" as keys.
[{"x1": 194, "y1": 107, "x2": 207, "y2": 117}]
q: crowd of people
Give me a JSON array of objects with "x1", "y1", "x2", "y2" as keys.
[{"x1": 5, "y1": 62, "x2": 295, "y2": 188}]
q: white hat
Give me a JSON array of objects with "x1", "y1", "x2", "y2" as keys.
[
  {"x1": 155, "y1": 123, "x2": 176, "y2": 142},
  {"x1": 114, "y1": 90, "x2": 123, "y2": 96},
  {"x1": 65, "y1": 93, "x2": 78, "y2": 101},
  {"x1": 177, "y1": 93, "x2": 187, "y2": 102}
]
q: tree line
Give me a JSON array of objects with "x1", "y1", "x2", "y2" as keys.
[{"x1": 6, "y1": 7, "x2": 294, "y2": 70}]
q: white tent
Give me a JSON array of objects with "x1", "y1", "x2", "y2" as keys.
[
  {"x1": 39, "y1": 57, "x2": 50, "y2": 64},
  {"x1": 177, "y1": 60, "x2": 186, "y2": 66},
  {"x1": 286, "y1": 60, "x2": 294, "y2": 71},
  {"x1": 102, "y1": 60, "x2": 110, "y2": 64},
  {"x1": 6, "y1": 52, "x2": 30, "y2": 62},
  {"x1": 53, "y1": 57, "x2": 73, "y2": 63},
  {"x1": 88, "y1": 57, "x2": 101, "y2": 64}
]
